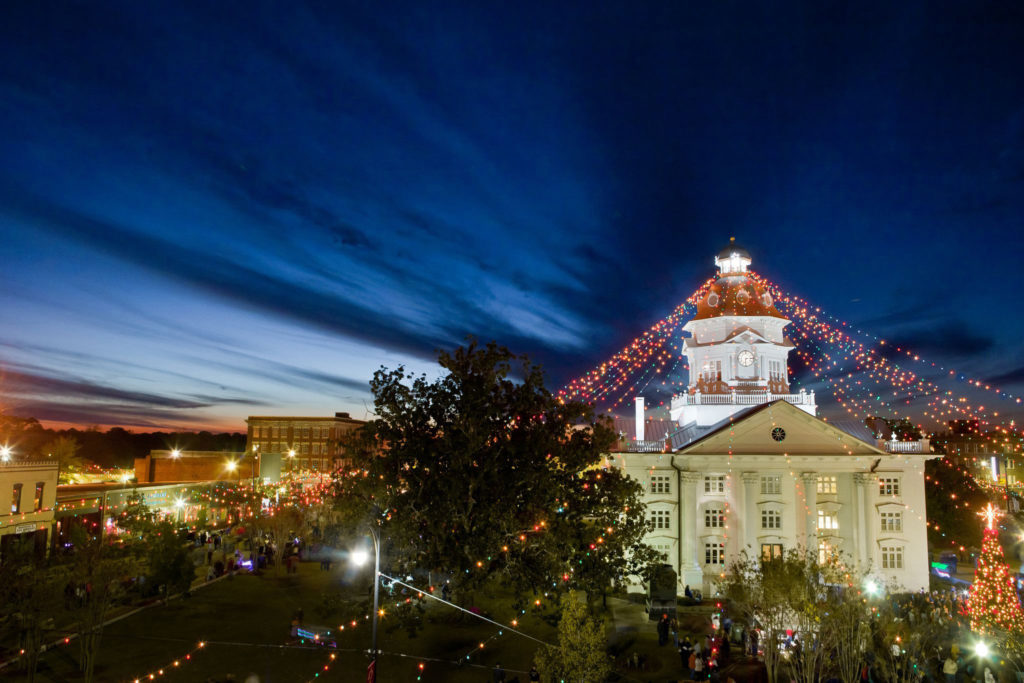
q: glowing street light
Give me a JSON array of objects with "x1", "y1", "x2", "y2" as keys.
[
  {"x1": 250, "y1": 444, "x2": 260, "y2": 488},
  {"x1": 0, "y1": 445, "x2": 12, "y2": 462},
  {"x1": 976, "y1": 641, "x2": 990, "y2": 658},
  {"x1": 865, "y1": 580, "x2": 879, "y2": 596},
  {"x1": 351, "y1": 523, "x2": 382, "y2": 682},
  {"x1": 170, "y1": 449, "x2": 181, "y2": 458},
  {"x1": 225, "y1": 459, "x2": 237, "y2": 472}
]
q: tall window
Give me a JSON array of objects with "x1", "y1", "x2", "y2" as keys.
[
  {"x1": 881, "y1": 512, "x2": 903, "y2": 532},
  {"x1": 650, "y1": 475, "x2": 671, "y2": 494},
  {"x1": 302, "y1": 427, "x2": 310, "y2": 438},
  {"x1": 11, "y1": 483, "x2": 22, "y2": 514},
  {"x1": 650, "y1": 510, "x2": 671, "y2": 530},
  {"x1": 761, "y1": 543, "x2": 783, "y2": 561},
  {"x1": 817, "y1": 510, "x2": 839, "y2": 531},
  {"x1": 879, "y1": 477, "x2": 901, "y2": 496},
  {"x1": 819, "y1": 541, "x2": 837, "y2": 565},
  {"x1": 703, "y1": 360, "x2": 722, "y2": 381},
  {"x1": 761, "y1": 509, "x2": 782, "y2": 529},
  {"x1": 705, "y1": 543, "x2": 725, "y2": 565},
  {"x1": 816, "y1": 476, "x2": 837, "y2": 494},
  {"x1": 312, "y1": 443, "x2": 321, "y2": 455},
  {"x1": 33, "y1": 483, "x2": 44, "y2": 512},
  {"x1": 704, "y1": 507, "x2": 725, "y2": 528},
  {"x1": 881, "y1": 546, "x2": 904, "y2": 569},
  {"x1": 704, "y1": 475, "x2": 725, "y2": 494},
  {"x1": 301, "y1": 443, "x2": 310, "y2": 454},
  {"x1": 760, "y1": 475, "x2": 781, "y2": 495}
]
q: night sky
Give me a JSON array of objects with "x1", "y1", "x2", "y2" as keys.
[{"x1": 2, "y1": 2, "x2": 1023, "y2": 431}]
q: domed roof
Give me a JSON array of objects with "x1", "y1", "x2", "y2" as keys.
[
  {"x1": 716, "y1": 237, "x2": 750, "y2": 260},
  {"x1": 693, "y1": 274, "x2": 785, "y2": 321}
]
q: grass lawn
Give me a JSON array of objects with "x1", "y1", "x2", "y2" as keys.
[{"x1": 23, "y1": 562, "x2": 562, "y2": 683}]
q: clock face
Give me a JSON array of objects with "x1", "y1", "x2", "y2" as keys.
[{"x1": 738, "y1": 350, "x2": 755, "y2": 367}]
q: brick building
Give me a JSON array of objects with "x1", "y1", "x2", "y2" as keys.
[
  {"x1": 245, "y1": 412, "x2": 366, "y2": 472},
  {"x1": 134, "y1": 450, "x2": 252, "y2": 484}
]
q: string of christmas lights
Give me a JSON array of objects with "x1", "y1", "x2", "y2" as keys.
[
  {"x1": 128, "y1": 640, "x2": 206, "y2": 683},
  {"x1": 561, "y1": 270, "x2": 1024, "y2": 459}
]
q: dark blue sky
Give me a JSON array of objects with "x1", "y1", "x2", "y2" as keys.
[{"x1": 1, "y1": 2, "x2": 1023, "y2": 430}]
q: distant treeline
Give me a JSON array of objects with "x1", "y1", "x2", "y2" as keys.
[{"x1": 1, "y1": 415, "x2": 246, "y2": 468}]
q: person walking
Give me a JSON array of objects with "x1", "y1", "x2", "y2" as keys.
[
  {"x1": 528, "y1": 665, "x2": 540, "y2": 682},
  {"x1": 657, "y1": 614, "x2": 670, "y2": 646},
  {"x1": 492, "y1": 662, "x2": 506, "y2": 682},
  {"x1": 679, "y1": 636, "x2": 692, "y2": 671},
  {"x1": 693, "y1": 652, "x2": 705, "y2": 680},
  {"x1": 943, "y1": 655, "x2": 957, "y2": 683}
]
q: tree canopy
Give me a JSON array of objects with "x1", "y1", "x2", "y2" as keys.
[{"x1": 330, "y1": 340, "x2": 656, "y2": 601}]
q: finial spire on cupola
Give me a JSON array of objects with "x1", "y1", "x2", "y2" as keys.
[{"x1": 714, "y1": 236, "x2": 751, "y2": 275}]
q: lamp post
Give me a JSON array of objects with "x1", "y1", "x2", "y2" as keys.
[
  {"x1": 288, "y1": 449, "x2": 296, "y2": 479},
  {"x1": 251, "y1": 444, "x2": 259, "y2": 489},
  {"x1": 351, "y1": 525, "x2": 381, "y2": 683}
]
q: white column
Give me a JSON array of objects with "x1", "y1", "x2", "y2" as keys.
[
  {"x1": 852, "y1": 473, "x2": 868, "y2": 568},
  {"x1": 678, "y1": 471, "x2": 703, "y2": 590},
  {"x1": 742, "y1": 472, "x2": 759, "y2": 554},
  {"x1": 635, "y1": 397, "x2": 645, "y2": 442},
  {"x1": 801, "y1": 472, "x2": 818, "y2": 556},
  {"x1": 856, "y1": 473, "x2": 876, "y2": 568}
]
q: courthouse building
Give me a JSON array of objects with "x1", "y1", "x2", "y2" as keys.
[{"x1": 610, "y1": 241, "x2": 935, "y2": 594}]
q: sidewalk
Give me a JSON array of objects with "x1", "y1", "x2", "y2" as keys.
[{"x1": 606, "y1": 596, "x2": 717, "y2": 682}]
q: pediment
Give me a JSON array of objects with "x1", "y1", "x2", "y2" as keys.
[
  {"x1": 722, "y1": 326, "x2": 772, "y2": 344},
  {"x1": 677, "y1": 401, "x2": 886, "y2": 456}
]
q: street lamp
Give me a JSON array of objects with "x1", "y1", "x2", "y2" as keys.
[
  {"x1": 976, "y1": 641, "x2": 990, "y2": 658},
  {"x1": 170, "y1": 449, "x2": 181, "y2": 458},
  {"x1": 0, "y1": 445, "x2": 12, "y2": 462},
  {"x1": 351, "y1": 527, "x2": 381, "y2": 682},
  {"x1": 251, "y1": 444, "x2": 259, "y2": 489},
  {"x1": 288, "y1": 449, "x2": 296, "y2": 478}
]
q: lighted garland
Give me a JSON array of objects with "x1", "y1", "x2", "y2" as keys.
[
  {"x1": 561, "y1": 269, "x2": 1024, "y2": 459},
  {"x1": 128, "y1": 640, "x2": 207, "y2": 682}
]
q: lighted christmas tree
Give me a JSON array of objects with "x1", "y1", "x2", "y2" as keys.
[{"x1": 967, "y1": 503, "x2": 1024, "y2": 633}]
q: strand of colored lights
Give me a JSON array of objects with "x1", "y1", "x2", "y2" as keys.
[{"x1": 129, "y1": 640, "x2": 206, "y2": 682}]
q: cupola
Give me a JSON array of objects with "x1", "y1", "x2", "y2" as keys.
[{"x1": 714, "y1": 237, "x2": 751, "y2": 275}]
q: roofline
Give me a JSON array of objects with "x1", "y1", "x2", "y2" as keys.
[
  {"x1": 673, "y1": 400, "x2": 889, "y2": 455},
  {"x1": 245, "y1": 416, "x2": 367, "y2": 423}
]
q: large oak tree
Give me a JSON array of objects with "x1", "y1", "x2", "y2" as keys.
[{"x1": 331, "y1": 340, "x2": 657, "y2": 603}]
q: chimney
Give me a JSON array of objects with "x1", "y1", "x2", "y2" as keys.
[{"x1": 635, "y1": 397, "x2": 645, "y2": 442}]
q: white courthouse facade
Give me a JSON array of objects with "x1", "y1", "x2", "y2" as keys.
[{"x1": 609, "y1": 241, "x2": 934, "y2": 594}]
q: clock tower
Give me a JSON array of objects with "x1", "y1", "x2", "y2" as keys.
[{"x1": 670, "y1": 238, "x2": 816, "y2": 426}]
